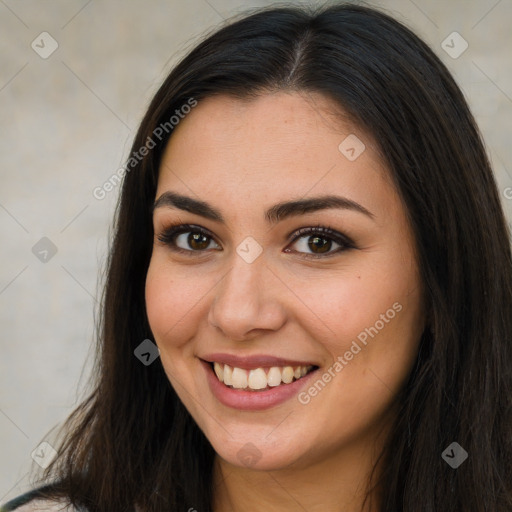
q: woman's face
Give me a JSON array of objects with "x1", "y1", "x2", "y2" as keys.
[{"x1": 145, "y1": 91, "x2": 425, "y2": 471}]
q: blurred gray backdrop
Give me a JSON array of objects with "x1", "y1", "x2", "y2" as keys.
[{"x1": 1, "y1": 0, "x2": 511, "y2": 502}]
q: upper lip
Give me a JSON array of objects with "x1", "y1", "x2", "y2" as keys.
[{"x1": 200, "y1": 353, "x2": 319, "y2": 370}]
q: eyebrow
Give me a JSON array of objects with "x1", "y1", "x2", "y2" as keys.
[{"x1": 153, "y1": 191, "x2": 374, "y2": 224}]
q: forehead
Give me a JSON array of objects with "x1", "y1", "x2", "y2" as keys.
[
  {"x1": 156, "y1": 92, "x2": 397, "y2": 221},
  {"x1": 161, "y1": 91, "x2": 369, "y2": 163}
]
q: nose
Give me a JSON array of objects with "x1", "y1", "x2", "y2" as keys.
[{"x1": 208, "y1": 252, "x2": 287, "y2": 341}]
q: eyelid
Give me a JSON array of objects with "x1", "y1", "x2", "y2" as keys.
[{"x1": 286, "y1": 225, "x2": 353, "y2": 245}]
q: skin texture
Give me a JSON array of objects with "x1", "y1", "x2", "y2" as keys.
[{"x1": 145, "y1": 91, "x2": 426, "y2": 512}]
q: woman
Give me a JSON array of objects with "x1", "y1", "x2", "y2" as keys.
[{"x1": 2, "y1": 2, "x2": 511, "y2": 511}]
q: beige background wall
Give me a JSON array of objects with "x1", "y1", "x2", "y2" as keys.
[{"x1": 1, "y1": 0, "x2": 511, "y2": 502}]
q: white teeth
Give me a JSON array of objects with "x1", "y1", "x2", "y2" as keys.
[
  {"x1": 267, "y1": 367, "x2": 282, "y2": 387},
  {"x1": 223, "y1": 364, "x2": 233, "y2": 385},
  {"x1": 231, "y1": 367, "x2": 248, "y2": 389},
  {"x1": 248, "y1": 368, "x2": 267, "y2": 389},
  {"x1": 281, "y1": 366, "x2": 294, "y2": 384},
  {"x1": 214, "y1": 362, "x2": 224, "y2": 381},
  {"x1": 212, "y1": 362, "x2": 314, "y2": 391}
]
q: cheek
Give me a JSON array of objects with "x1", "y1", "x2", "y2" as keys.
[
  {"x1": 302, "y1": 282, "x2": 423, "y2": 436},
  {"x1": 294, "y1": 263, "x2": 412, "y2": 344},
  {"x1": 298, "y1": 255, "x2": 424, "y2": 387},
  {"x1": 145, "y1": 259, "x2": 206, "y2": 348}
]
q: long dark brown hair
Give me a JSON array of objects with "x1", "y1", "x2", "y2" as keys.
[{"x1": 12, "y1": 2, "x2": 512, "y2": 511}]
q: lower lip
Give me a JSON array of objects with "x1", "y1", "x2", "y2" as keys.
[{"x1": 200, "y1": 359, "x2": 319, "y2": 411}]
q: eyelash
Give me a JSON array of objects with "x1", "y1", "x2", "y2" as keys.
[{"x1": 156, "y1": 222, "x2": 355, "y2": 259}]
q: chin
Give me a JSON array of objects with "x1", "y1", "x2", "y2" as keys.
[{"x1": 218, "y1": 445, "x2": 302, "y2": 471}]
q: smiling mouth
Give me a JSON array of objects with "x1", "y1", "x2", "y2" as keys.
[{"x1": 209, "y1": 361, "x2": 318, "y2": 392}]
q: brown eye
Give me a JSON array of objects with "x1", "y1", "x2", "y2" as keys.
[
  {"x1": 186, "y1": 232, "x2": 211, "y2": 250},
  {"x1": 286, "y1": 225, "x2": 354, "y2": 259},
  {"x1": 157, "y1": 224, "x2": 221, "y2": 254},
  {"x1": 290, "y1": 234, "x2": 340, "y2": 256},
  {"x1": 306, "y1": 235, "x2": 332, "y2": 254}
]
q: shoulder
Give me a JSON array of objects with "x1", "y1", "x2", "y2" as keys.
[{"x1": 0, "y1": 488, "x2": 82, "y2": 512}]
